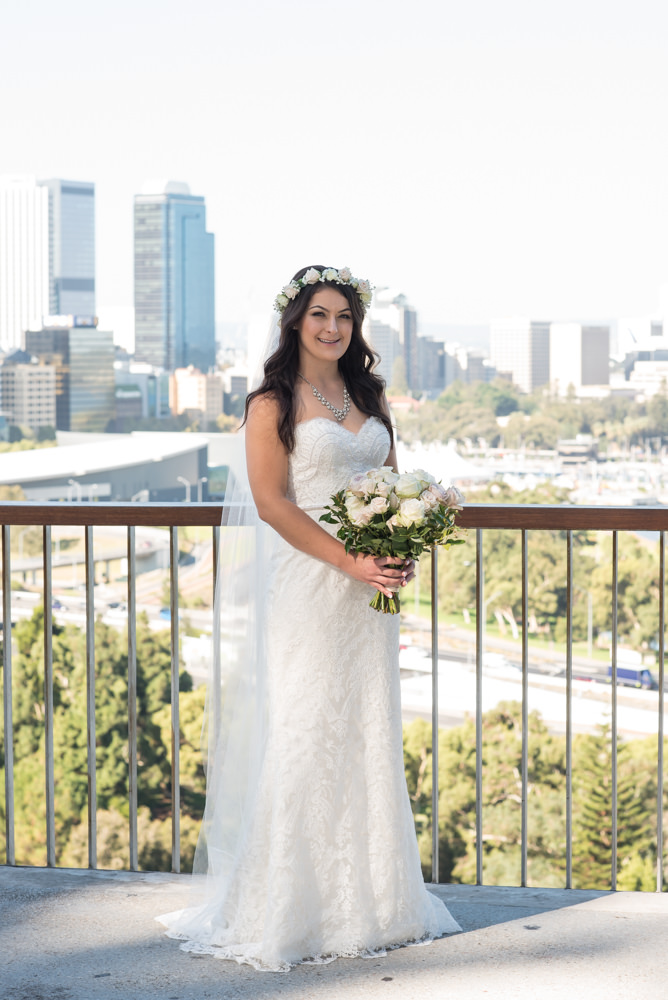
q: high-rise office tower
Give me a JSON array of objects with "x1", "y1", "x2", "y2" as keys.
[
  {"x1": 549, "y1": 323, "x2": 610, "y2": 395},
  {"x1": 490, "y1": 318, "x2": 550, "y2": 394},
  {"x1": 0, "y1": 176, "x2": 96, "y2": 351},
  {"x1": 41, "y1": 178, "x2": 96, "y2": 316},
  {"x1": 134, "y1": 181, "x2": 215, "y2": 372},
  {"x1": 366, "y1": 289, "x2": 419, "y2": 391},
  {"x1": 25, "y1": 317, "x2": 114, "y2": 432}
]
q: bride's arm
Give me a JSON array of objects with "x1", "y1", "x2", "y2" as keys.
[{"x1": 245, "y1": 395, "x2": 410, "y2": 596}]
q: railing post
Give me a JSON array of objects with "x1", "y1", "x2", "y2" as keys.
[
  {"x1": 611, "y1": 531, "x2": 618, "y2": 891},
  {"x1": 431, "y1": 545, "x2": 439, "y2": 884},
  {"x1": 475, "y1": 528, "x2": 483, "y2": 885},
  {"x1": 85, "y1": 525, "x2": 97, "y2": 868},
  {"x1": 658, "y1": 531, "x2": 665, "y2": 893},
  {"x1": 170, "y1": 526, "x2": 181, "y2": 874},
  {"x1": 2, "y1": 525, "x2": 15, "y2": 865},
  {"x1": 521, "y1": 530, "x2": 529, "y2": 888},
  {"x1": 565, "y1": 530, "x2": 573, "y2": 889},
  {"x1": 43, "y1": 526, "x2": 56, "y2": 867},
  {"x1": 127, "y1": 526, "x2": 138, "y2": 871}
]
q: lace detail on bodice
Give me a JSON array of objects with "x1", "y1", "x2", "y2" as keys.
[{"x1": 288, "y1": 417, "x2": 391, "y2": 509}]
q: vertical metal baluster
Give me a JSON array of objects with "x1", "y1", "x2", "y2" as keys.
[
  {"x1": 475, "y1": 528, "x2": 483, "y2": 885},
  {"x1": 658, "y1": 531, "x2": 665, "y2": 893},
  {"x1": 170, "y1": 526, "x2": 181, "y2": 873},
  {"x1": 85, "y1": 525, "x2": 97, "y2": 868},
  {"x1": 521, "y1": 530, "x2": 529, "y2": 888},
  {"x1": 565, "y1": 530, "x2": 573, "y2": 889},
  {"x1": 127, "y1": 526, "x2": 138, "y2": 871},
  {"x1": 43, "y1": 526, "x2": 56, "y2": 867},
  {"x1": 212, "y1": 525, "x2": 221, "y2": 739},
  {"x1": 611, "y1": 531, "x2": 618, "y2": 891},
  {"x1": 431, "y1": 546, "x2": 439, "y2": 884},
  {"x1": 2, "y1": 525, "x2": 15, "y2": 865}
]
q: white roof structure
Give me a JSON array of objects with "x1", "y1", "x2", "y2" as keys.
[{"x1": 0, "y1": 433, "x2": 209, "y2": 485}]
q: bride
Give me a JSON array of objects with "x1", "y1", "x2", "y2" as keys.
[{"x1": 158, "y1": 265, "x2": 461, "y2": 970}]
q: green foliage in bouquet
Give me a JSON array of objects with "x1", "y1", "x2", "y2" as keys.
[{"x1": 321, "y1": 467, "x2": 465, "y2": 613}]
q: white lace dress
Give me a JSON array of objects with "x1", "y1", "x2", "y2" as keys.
[{"x1": 159, "y1": 416, "x2": 461, "y2": 970}]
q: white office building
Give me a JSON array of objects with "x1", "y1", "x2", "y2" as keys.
[
  {"x1": 0, "y1": 176, "x2": 51, "y2": 351},
  {"x1": 549, "y1": 323, "x2": 610, "y2": 396},
  {"x1": 0, "y1": 175, "x2": 95, "y2": 352},
  {"x1": 490, "y1": 318, "x2": 550, "y2": 394}
]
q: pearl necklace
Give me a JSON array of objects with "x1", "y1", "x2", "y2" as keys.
[{"x1": 298, "y1": 372, "x2": 351, "y2": 423}]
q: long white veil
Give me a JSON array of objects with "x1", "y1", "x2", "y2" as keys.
[{"x1": 159, "y1": 317, "x2": 281, "y2": 942}]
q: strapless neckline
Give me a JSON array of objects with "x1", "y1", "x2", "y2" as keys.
[{"x1": 294, "y1": 415, "x2": 376, "y2": 438}]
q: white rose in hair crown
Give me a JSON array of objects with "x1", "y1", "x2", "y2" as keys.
[{"x1": 320, "y1": 468, "x2": 465, "y2": 614}]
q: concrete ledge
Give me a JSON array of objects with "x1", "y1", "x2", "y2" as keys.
[{"x1": 1, "y1": 866, "x2": 666, "y2": 999}]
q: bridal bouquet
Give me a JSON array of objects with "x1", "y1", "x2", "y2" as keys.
[{"x1": 320, "y1": 467, "x2": 464, "y2": 614}]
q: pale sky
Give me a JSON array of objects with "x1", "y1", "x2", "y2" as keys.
[{"x1": 2, "y1": 0, "x2": 668, "y2": 332}]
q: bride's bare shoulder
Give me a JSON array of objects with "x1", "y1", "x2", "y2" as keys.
[{"x1": 246, "y1": 392, "x2": 283, "y2": 443}]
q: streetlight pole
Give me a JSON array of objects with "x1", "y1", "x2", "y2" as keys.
[
  {"x1": 177, "y1": 476, "x2": 192, "y2": 502},
  {"x1": 68, "y1": 479, "x2": 82, "y2": 501}
]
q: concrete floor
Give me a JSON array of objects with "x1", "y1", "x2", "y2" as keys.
[{"x1": 1, "y1": 866, "x2": 666, "y2": 1000}]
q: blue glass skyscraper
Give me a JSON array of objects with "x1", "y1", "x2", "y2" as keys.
[
  {"x1": 134, "y1": 181, "x2": 215, "y2": 372},
  {"x1": 41, "y1": 178, "x2": 96, "y2": 316}
]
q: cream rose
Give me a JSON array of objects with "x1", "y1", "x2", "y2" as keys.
[
  {"x1": 349, "y1": 505, "x2": 374, "y2": 527},
  {"x1": 389, "y1": 491, "x2": 400, "y2": 511},
  {"x1": 397, "y1": 498, "x2": 426, "y2": 527},
  {"x1": 369, "y1": 496, "x2": 389, "y2": 515},
  {"x1": 322, "y1": 268, "x2": 339, "y2": 282},
  {"x1": 283, "y1": 282, "x2": 300, "y2": 300},
  {"x1": 347, "y1": 473, "x2": 368, "y2": 497},
  {"x1": 394, "y1": 473, "x2": 423, "y2": 499},
  {"x1": 442, "y1": 485, "x2": 465, "y2": 509},
  {"x1": 338, "y1": 266, "x2": 352, "y2": 281},
  {"x1": 345, "y1": 495, "x2": 366, "y2": 516},
  {"x1": 420, "y1": 489, "x2": 440, "y2": 512},
  {"x1": 303, "y1": 267, "x2": 321, "y2": 284}
]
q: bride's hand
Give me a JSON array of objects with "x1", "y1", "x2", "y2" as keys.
[{"x1": 347, "y1": 554, "x2": 415, "y2": 596}]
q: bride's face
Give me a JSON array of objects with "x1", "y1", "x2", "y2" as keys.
[{"x1": 296, "y1": 287, "x2": 353, "y2": 366}]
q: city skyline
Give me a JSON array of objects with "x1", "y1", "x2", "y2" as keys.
[{"x1": 2, "y1": 1, "x2": 667, "y2": 331}]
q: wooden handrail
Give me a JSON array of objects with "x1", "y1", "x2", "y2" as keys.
[{"x1": 0, "y1": 501, "x2": 666, "y2": 530}]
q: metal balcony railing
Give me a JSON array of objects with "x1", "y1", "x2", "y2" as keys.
[{"x1": 0, "y1": 502, "x2": 666, "y2": 891}]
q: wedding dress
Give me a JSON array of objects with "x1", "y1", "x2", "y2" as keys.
[{"x1": 158, "y1": 416, "x2": 461, "y2": 970}]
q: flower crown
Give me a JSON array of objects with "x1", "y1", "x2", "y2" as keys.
[{"x1": 274, "y1": 267, "x2": 373, "y2": 315}]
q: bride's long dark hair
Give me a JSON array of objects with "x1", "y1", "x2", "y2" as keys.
[{"x1": 242, "y1": 265, "x2": 393, "y2": 453}]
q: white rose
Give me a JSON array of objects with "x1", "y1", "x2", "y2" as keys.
[
  {"x1": 322, "y1": 267, "x2": 339, "y2": 282},
  {"x1": 359, "y1": 477, "x2": 376, "y2": 497},
  {"x1": 413, "y1": 468, "x2": 436, "y2": 486},
  {"x1": 389, "y1": 491, "x2": 400, "y2": 511},
  {"x1": 338, "y1": 266, "x2": 352, "y2": 281},
  {"x1": 369, "y1": 496, "x2": 389, "y2": 515},
  {"x1": 275, "y1": 294, "x2": 289, "y2": 309},
  {"x1": 345, "y1": 495, "x2": 366, "y2": 516},
  {"x1": 378, "y1": 466, "x2": 399, "y2": 481},
  {"x1": 394, "y1": 473, "x2": 423, "y2": 499},
  {"x1": 387, "y1": 514, "x2": 401, "y2": 533},
  {"x1": 357, "y1": 279, "x2": 371, "y2": 296},
  {"x1": 303, "y1": 267, "x2": 321, "y2": 284},
  {"x1": 397, "y1": 498, "x2": 426, "y2": 527},
  {"x1": 283, "y1": 282, "x2": 300, "y2": 300},
  {"x1": 375, "y1": 480, "x2": 392, "y2": 498}
]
